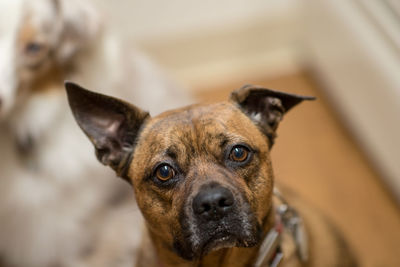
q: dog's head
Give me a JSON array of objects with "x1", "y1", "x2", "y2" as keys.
[
  {"x1": 0, "y1": 0, "x2": 100, "y2": 118},
  {"x1": 65, "y1": 82, "x2": 314, "y2": 260}
]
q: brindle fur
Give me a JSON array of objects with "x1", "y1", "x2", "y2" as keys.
[{"x1": 66, "y1": 83, "x2": 357, "y2": 267}]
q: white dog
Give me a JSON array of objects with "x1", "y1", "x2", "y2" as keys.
[{"x1": 0, "y1": 0, "x2": 191, "y2": 266}]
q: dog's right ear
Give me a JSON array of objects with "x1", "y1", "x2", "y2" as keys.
[{"x1": 65, "y1": 82, "x2": 149, "y2": 181}]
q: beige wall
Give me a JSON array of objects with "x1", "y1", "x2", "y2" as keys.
[
  {"x1": 93, "y1": 0, "x2": 301, "y2": 89},
  {"x1": 94, "y1": 0, "x2": 298, "y2": 42},
  {"x1": 303, "y1": 0, "x2": 400, "y2": 201}
]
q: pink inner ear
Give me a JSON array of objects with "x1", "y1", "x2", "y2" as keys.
[
  {"x1": 105, "y1": 120, "x2": 122, "y2": 135},
  {"x1": 88, "y1": 113, "x2": 124, "y2": 139},
  {"x1": 91, "y1": 115, "x2": 121, "y2": 131}
]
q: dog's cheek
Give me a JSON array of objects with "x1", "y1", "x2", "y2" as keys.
[
  {"x1": 159, "y1": 196, "x2": 191, "y2": 258},
  {"x1": 237, "y1": 158, "x2": 274, "y2": 223},
  {"x1": 173, "y1": 202, "x2": 198, "y2": 260},
  {"x1": 135, "y1": 184, "x2": 182, "y2": 244},
  {"x1": 170, "y1": 186, "x2": 201, "y2": 259},
  {"x1": 252, "y1": 161, "x2": 274, "y2": 223}
]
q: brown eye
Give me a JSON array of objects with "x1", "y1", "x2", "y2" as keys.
[
  {"x1": 155, "y1": 164, "x2": 175, "y2": 181},
  {"x1": 230, "y1": 146, "x2": 249, "y2": 162}
]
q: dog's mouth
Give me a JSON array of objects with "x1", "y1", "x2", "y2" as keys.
[
  {"x1": 175, "y1": 218, "x2": 261, "y2": 260},
  {"x1": 199, "y1": 229, "x2": 258, "y2": 256},
  {"x1": 200, "y1": 231, "x2": 238, "y2": 255}
]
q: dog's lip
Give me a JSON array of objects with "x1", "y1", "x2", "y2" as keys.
[{"x1": 199, "y1": 231, "x2": 238, "y2": 256}]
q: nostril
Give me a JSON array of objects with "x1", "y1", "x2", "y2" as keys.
[
  {"x1": 202, "y1": 203, "x2": 211, "y2": 213},
  {"x1": 218, "y1": 196, "x2": 233, "y2": 208}
]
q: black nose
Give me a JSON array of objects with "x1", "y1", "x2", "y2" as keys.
[{"x1": 192, "y1": 184, "x2": 234, "y2": 221}]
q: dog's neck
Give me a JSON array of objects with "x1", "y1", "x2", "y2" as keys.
[{"x1": 138, "y1": 203, "x2": 276, "y2": 267}]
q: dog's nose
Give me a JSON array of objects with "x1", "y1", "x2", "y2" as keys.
[{"x1": 192, "y1": 184, "x2": 234, "y2": 220}]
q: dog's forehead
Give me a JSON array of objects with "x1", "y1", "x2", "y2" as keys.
[
  {"x1": 133, "y1": 101, "x2": 267, "y2": 164},
  {"x1": 147, "y1": 102, "x2": 256, "y2": 138}
]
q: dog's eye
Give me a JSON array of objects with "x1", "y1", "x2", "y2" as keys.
[
  {"x1": 155, "y1": 164, "x2": 175, "y2": 181},
  {"x1": 25, "y1": 42, "x2": 42, "y2": 54},
  {"x1": 230, "y1": 146, "x2": 249, "y2": 162},
  {"x1": 25, "y1": 42, "x2": 45, "y2": 56}
]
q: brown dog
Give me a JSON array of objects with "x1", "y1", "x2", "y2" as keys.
[{"x1": 65, "y1": 82, "x2": 357, "y2": 267}]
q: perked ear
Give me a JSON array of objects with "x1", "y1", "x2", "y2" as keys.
[
  {"x1": 65, "y1": 82, "x2": 149, "y2": 181},
  {"x1": 230, "y1": 85, "x2": 315, "y2": 147}
]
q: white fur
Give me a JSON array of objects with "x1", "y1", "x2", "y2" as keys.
[
  {"x1": 0, "y1": 0, "x2": 192, "y2": 266},
  {"x1": 251, "y1": 112, "x2": 262, "y2": 122},
  {"x1": 0, "y1": 0, "x2": 21, "y2": 117}
]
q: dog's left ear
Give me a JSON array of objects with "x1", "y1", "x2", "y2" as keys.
[
  {"x1": 54, "y1": 0, "x2": 102, "y2": 62},
  {"x1": 65, "y1": 82, "x2": 149, "y2": 181},
  {"x1": 230, "y1": 85, "x2": 315, "y2": 147}
]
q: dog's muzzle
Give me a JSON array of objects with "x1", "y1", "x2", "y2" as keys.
[{"x1": 175, "y1": 182, "x2": 260, "y2": 260}]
